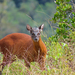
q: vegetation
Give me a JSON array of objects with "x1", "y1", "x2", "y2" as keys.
[
  {"x1": 0, "y1": 0, "x2": 56, "y2": 39},
  {"x1": 52, "y1": 0, "x2": 75, "y2": 41},
  {"x1": 0, "y1": 0, "x2": 75, "y2": 75}
]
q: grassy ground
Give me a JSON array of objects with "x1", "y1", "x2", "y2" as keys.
[{"x1": 0, "y1": 40, "x2": 75, "y2": 75}]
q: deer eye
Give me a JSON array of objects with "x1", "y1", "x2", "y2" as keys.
[
  {"x1": 32, "y1": 33, "x2": 35, "y2": 35},
  {"x1": 38, "y1": 33, "x2": 40, "y2": 35}
]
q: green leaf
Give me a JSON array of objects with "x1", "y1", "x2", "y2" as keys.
[{"x1": 66, "y1": 0, "x2": 70, "y2": 2}]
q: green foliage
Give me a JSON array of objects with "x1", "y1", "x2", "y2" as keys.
[
  {"x1": 52, "y1": 0, "x2": 75, "y2": 40},
  {"x1": 47, "y1": 42, "x2": 64, "y2": 60},
  {"x1": 45, "y1": 34, "x2": 75, "y2": 74}
]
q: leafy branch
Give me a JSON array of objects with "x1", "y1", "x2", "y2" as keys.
[{"x1": 52, "y1": 0, "x2": 75, "y2": 40}]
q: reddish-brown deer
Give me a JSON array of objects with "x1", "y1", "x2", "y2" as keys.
[{"x1": 0, "y1": 24, "x2": 47, "y2": 75}]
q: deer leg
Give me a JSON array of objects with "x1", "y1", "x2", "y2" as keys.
[
  {"x1": 24, "y1": 60, "x2": 30, "y2": 68},
  {"x1": 24, "y1": 58, "x2": 30, "y2": 75},
  {"x1": 0, "y1": 54, "x2": 15, "y2": 75},
  {"x1": 24, "y1": 57, "x2": 30, "y2": 68},
  {"x1": 0, "y1": 56, "x2": 8, "y2": 75},
  {"x1": 38, "y1": 56, "x2": 46, "y2": 70}
]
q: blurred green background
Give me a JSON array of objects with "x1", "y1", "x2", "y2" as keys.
[{"x1": 0, "y1": 0, "x2": 56, "y2": 39}]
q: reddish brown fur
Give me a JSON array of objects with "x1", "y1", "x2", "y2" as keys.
[{"x1": 0, "y1": 33, "x2": 47, "y2": 71}]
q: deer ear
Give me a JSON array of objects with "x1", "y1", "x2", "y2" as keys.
[
  {"x1": 39, "y1": 24, "x2": 44, "y2": 31},
  {"x1": 26, "y1": 24, "x2": 32, "y2": 31}
]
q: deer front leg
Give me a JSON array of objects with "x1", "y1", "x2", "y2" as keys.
[
  {"x1": 38, "y1": 56, "x2": 46, "y2": 70},
  {"x1": 24, "y1": 57, "x2": 30, "y2": 68}
]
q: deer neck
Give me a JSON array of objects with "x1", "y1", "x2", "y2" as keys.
[{"x1": 32, "y1": 37, "x2": 42, "y2": 50}]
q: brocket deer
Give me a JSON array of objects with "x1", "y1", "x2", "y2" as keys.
[{"x1": 0, "y1": 24, "x2": 47, "y2": 75}]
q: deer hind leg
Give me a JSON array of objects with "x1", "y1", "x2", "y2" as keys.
[
  {"x1": 0, "y1": 54, "x2": 15, "y2": 75},
  {"x1": 0, "y1": 56, "x2": 9, "y2": 75}
]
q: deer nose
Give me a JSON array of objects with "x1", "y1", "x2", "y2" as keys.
[{"x1": 35, "y1": 38, "x2": 37, "y2": 41}]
